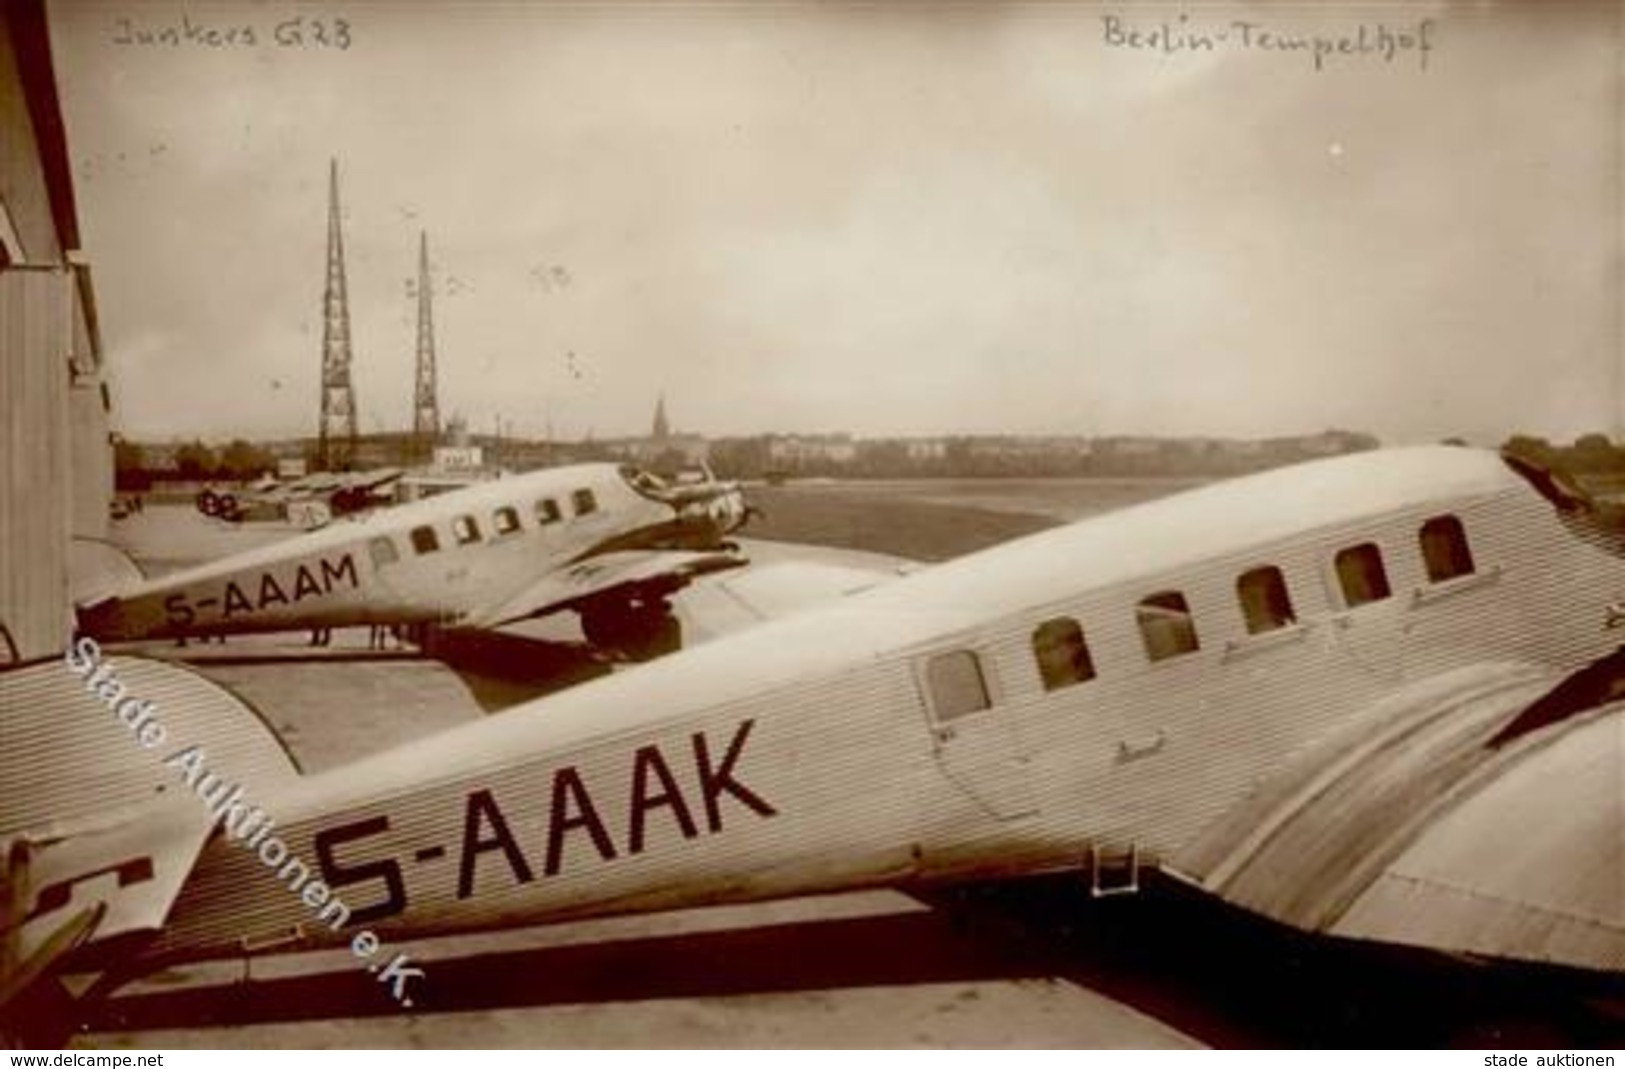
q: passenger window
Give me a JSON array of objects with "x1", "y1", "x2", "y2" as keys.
[
  {"x1": 572, "y1": 488, "x2": 598, "y2": 516},
  {"x1": 1138, "y1": 591, "x2": 1199, "y2": 662},
  {"x1": 452, "y1": 515, "x2": 482, "y2": 546},
  {"x1": 1032, "y1": 618, "x2": 1095, "y2": 690},
  {"x1": 1237, "y1": 566, "x2": 1295, "y2": 634},
  {"x1": 368, "y1": 536, "x2": 399, "y2": 567},
  {"x1": 492, "y1": 506, "x2": 521, "y2": 536},
  {"x1": 925, "y1": 650, "x2": 992, "y2": 721},
  {"x1": 409, "y1": 525, "x2": 440, "y2": 555},
  {"x1": 1336, "y1": 542, "x2": 1391, "y2": 606},
  {"x1": 1420, "y1": 515, "x2": 1474, "y2": 583},
  {"x1": 536, "y1": 498, "x2": 561, "y2": 525}
]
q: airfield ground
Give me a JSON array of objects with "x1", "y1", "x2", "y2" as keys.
[{"x1": 72, "y1": 480, "x2": 1619, "y2": 1048}]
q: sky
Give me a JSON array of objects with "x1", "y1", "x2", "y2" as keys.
[{"x1": 47, "y1": 1, "x2": 1623, "y2": 445}]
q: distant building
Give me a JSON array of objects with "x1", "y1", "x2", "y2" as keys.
[
  {"x1": 350, "y1": 434, "x2": 413, "y2": 470},
  {"x1": 432, "y1": 444, "x2": 486, "y2": 472},
  {"x1": 491, "y1": 438, "x2": 565, "y2": 471},
  {"x1": 905, "y1": 438, "x2": 948, "y2": 461},
  {"x1": 620, "y1": 434, "x2": 709, "y2": 468},
  {"x1": 768, "y1": 434, "x2": 857, "y2": 467},
  {"x1": 264, "y1": 439, "x2": 312, "y2": 462},
  {"x1": 965, "y1": 435, "x2": 1091, "y2": 460},
  {"x1": 141, "y1": 442, "x2": 182, "y2": 473}
]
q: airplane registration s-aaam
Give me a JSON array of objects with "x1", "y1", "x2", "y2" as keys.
[
  {"x1": 74, "y1": 461, "x2": 754, "y2": 658},
  {"x1": 6, "y1": 444, "x2": 1625, "y2": 1029}
]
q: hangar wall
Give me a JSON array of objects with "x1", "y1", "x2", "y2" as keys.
[{"x1": 0, "y1": 0, "x2": 109, "y2": 664}]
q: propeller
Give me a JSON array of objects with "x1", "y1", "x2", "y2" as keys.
[{"x1": 647, "y1": 462, "x2": 754, "y2": 536}]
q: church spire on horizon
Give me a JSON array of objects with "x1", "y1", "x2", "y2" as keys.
[{"x1": 652, "y1": 394, "x2": 670, "y2": 441}]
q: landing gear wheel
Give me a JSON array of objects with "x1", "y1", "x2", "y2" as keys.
[
  {"x1": 196, "y1": 488, "x2": 220, "y2": 516},
  {"x1": 581, "y1": 601, "x2": 682, "y2": 661}
]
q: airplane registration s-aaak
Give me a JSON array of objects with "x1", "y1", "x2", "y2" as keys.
[
  {"x1": 7, "y1": 445, "x2": 1625, "y2": 1030},
  {"x1": 76, "y1": 461, "x2": 754, "y2": 658}
]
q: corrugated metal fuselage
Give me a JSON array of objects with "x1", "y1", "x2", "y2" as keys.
[
  {"x1": 134, "y1": 451, "x2": 1625, "y2": 972},
  {"x1": 80, "y1": 464, "x2": 681, "y2": 640}
]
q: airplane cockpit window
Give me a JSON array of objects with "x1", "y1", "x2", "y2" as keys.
[
  {"x1": 925, "y1": 650, "x2": 992, "y2": 721},
  {"x1": 409, "y1": 525, "x2": 440, "y2": 555},
  {"x1": 536, "y1": 498, "x2": 562, "y2": 525},
  {"x1": 368, "y1": 536, "x2": 399, "y2": 568},
  {"x1": 1237, "y1": 566, "x2": 1296, "y2": 634},
  {"x1": 1335, "y1": 542, "x2": 1391, "y2": 606},
  {"x1": 572, "y1": 488, "x2": 598, "y2": 516},
  {"x1": 618, "y1": 464, "x2": 669, "y2": 501},
  {"x1": 452, "y1": 515, "x2": 482, "y2": 546},
  {"x1": 1032, "y1": 618, "x2": 1096, "y2": 690},
  {"x1": 1138, "y1": 591, "x2": 1199, "y2": 662},
  {"x1": 492, "y1": 506, "x2": 522, "y2": 536},
  {"x1": 1420, "y1": 515, "x2": 1474, "y2": 583}
]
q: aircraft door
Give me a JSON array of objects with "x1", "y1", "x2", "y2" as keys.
[
  {"x1": 916, "y1": 649, "x2": 1039, "y2": 820},
  {"x1": 1328, "y1": 541, "x2": 1408, "y2": 684},
  {"x1": 364, "y1": 534, "x2": 412, "y2": 614}
]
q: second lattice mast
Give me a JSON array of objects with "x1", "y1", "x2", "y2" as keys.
[{"x1": 413, "y1": 231, "x2": 440, "y2": 454}]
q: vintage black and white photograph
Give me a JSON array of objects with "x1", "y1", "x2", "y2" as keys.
[{"x1": 1, "y1": 0, "x2": 1622, "y2": 1050}]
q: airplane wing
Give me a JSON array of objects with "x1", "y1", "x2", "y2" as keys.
[
  {"x1": 460, "y1": 548, "x2": 749, "y2": 631},
  {"x1": 669, "y1": 559, "x2": 912, "y2": 646},
  {"x1": 1170, "y1": 660, "x2": 1625, "y2": 973},
  {"x1": 339, "y1": 467, "x2": 404, "y2": 492}
]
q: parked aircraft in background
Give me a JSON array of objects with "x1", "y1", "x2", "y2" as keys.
[
  {"x1": 195, "y1": 468, "x2": 407, "y2": 529},
  {"x1": 9, "y1": 446, "x2": 1623, "y2": 1036},
  {"x1": 83, "y1": 462, "x2": 752, "y2": 658}
]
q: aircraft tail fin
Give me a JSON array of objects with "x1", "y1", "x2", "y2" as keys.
[
  {"x1": 68, "y1": 538, "x2": 146, "y2": 609},
  {"x1": 1, "y1": 643, "x2": 303, "y2": 1002},
  {"x1": 2, "y1": 801, "x2": 211, "y2": 1009}
]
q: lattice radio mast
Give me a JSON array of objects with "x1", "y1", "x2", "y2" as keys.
[
  {"x1": 317, "y1": 158, "x2": 358, "y2": 471},
  {"x1": 413, "y1": 230, "x2": 440, "y2": 451}
]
